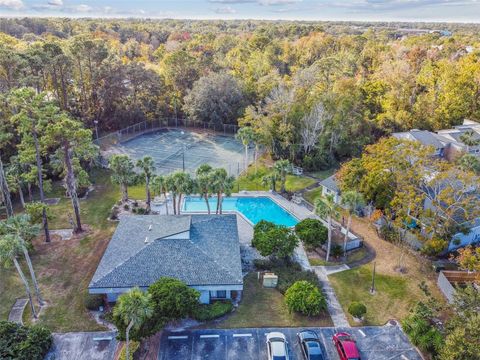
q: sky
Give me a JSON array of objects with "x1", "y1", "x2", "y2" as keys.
[{"x1": 0, "y1": 0, "x2": 479, "y2": 23}]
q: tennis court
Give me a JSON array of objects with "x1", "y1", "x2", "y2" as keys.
[{"x1": 103, "y1": 128, "x2": 251, "y2": 176}]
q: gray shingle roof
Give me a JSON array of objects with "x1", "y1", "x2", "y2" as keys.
[
  {"x1": 320, "y1": 175, "x2": 340, "y2": 193},
  {"x1": 89, "y1": 215, "x2": 243, "y2": 289},
  {"x1": 392, "y1": 130, "x2": 446, "y2": 149}
]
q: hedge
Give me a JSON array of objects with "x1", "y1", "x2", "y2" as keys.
[
  {"x1": 0, "y1": 321, "x2": 52, "y2": 360},
  {"x1": 193, "y1": 301, "x2": 233, "y2": 321}
]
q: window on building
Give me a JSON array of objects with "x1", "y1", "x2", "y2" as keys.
[{"x1": 211, "y1": 290, "x2": 227, "y2": 299}]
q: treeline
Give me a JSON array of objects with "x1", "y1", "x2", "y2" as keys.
[{"x1": 1, "y1": 18, "x2": 480, "y2": 169}]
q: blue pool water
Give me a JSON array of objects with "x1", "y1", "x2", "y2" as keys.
[{"x1": 182, "y1": 196, "x2": 298, "y2": 226}]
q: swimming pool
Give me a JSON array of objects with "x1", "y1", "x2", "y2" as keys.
[{"x1": 182, "y1": 196, "x2": 299, "y2": 227}]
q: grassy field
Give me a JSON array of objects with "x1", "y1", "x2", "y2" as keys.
[
  {"x1": 235, "y1": 162, "x2": 316, "y2": 193},
  {"x1": 303, "y1": 187, "x2": 323, "y2": 205},
  {"x1": 303, "y1": 169, "x2": 336, "y2": 204},
  {"x1": 215, "y1": 273, "x2": 333, "y2": 328},
  {"x1": 328, "y1": 217, "x2": 445, "y2": 326},
  {"x1": 329, "y1": 265, "x2": 414, "y2": 325},
  {"x1": 0, "y1": 169, "x2": 119, "y2": 331}
]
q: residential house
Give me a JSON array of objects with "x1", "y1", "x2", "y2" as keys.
[
  {"x1": 319, "y1": 175, "x2": 341, "y2": 204},
  {"x1": 392, "y1": 119, "x2": 480, "y2": 161},
  {"x1": 89, "y1": 214, "x2": 243, "y2": 304}
]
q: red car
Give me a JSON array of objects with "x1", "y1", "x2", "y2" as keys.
[{"x1": 332, "y1": 333, "x2": 361, "y2": 360}]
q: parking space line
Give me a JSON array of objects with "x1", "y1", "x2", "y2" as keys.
[
  {"x1": 233, "y1": 333, "x2": 252, "y2": 337},
  {"x1": 168, "y1": 335, "x2": 188, "y2": 340},
  {"x1": 358, "y1": 330, "x2": 366, "y2": 337},
  {"x1": 200, "y1": 334, "x2": 220, "y2": 339}
]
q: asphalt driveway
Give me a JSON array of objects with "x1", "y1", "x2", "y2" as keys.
[
  {"x1": 45, "y1": 331, "x2": 117, "y2": 360},
  {"x1": 159, "y1": 324, "x2": 422, "y2": 360}
]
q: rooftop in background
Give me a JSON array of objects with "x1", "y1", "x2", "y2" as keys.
[
  {"x1": 89, "y1": 214, "x2": 243, "y2": 290},
  {"x1": 392, "y1": 119, "x2": 480, "y2": 158}
]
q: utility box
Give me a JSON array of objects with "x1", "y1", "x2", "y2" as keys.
[{"x1": 262, "y1": 273, "x2": 278, "y2": 288}]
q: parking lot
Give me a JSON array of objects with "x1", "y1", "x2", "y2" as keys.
[{"x1": 159, "y1": 325, "x2": 422, "y2": 360}]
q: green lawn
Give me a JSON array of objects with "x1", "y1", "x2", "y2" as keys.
[
  {"x1": 235, "y1": 163, "x2": 316, "y2": 193},
  {"x1": 306, "y1": 169, "x2": 335, "y2": 180},
  {"x1": 215, "y1": 273, "x2": 332, "y2": 328},
  {"x1": 0, "y1": 168, "x2": 119, "y2": 332},
  {"x1": 303, "y1": 168, "x2": 336, "y2": 204},
  {"x1": 303, "y1": 187, "x2": 323, "y2": 205},
  {"x1": 329, "y1": 264, "x2": 422, "y2": 326}
]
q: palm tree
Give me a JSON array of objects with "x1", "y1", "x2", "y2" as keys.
[
  {"x1": 0, "y1": 154, "x2": 13, "y2": 217},
  {"x1": 211, "y1": 168, "x2": 235, "y2": 214},
  {"x1": 274, "y1": 159, "x2": 291, "y2": 193},
  {"x1": 460, "y1": 130, "x2": 480, "y2": 153},
  {"x1": 136, "y1": 156, "x2": 156, "y2": 213},
  {"x1": 6, "y1": 156, "x2": 27, "y2": 209},
  {"x1": 458, "y1": 154, "x2": 480, "y2": 174},
  {"x1": 151, "y1": 175, "x2": 169, "y2": 215},
  {"x1": 109, "y1": 155, "x2": 136, "y2": 203},
  {"x1": 0, "y1": 234, "x2": 37, "y2": 318},
  {"x1": 251, "y1": 131, "x2": 261, "y2": 175},
  {"x1": 261, "y1": 174, "x2": 277, "y2": 191},
  {"x1": 341, "y1": 191, "x2": 365, "y2": 257},
  {"x1": 165, "y1": 173, "x2": 178, "y2": 215},
  {"x1": 196, "y1": 164, "x2": 213, "y2": 214},
  {"x1": 0, "y1": 214, "x2": 43, "y2": 305},
  {"x1": 174, "y1": 172, "x2": 194, "y2": 215},
  {"x1": 113, "y1": 287, "x2": 153, "y2": 360},
  {"x1": 236, "y1": 127, "x2": 254, "y2": 171},
  {"x1": 315, "y1": 194, "x2": 339, "y2": 262}
]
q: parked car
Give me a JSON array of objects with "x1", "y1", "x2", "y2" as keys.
[
  {"x1": 332, "y1": 332, "x2": 360, "y2": 360},
  {"x1": 297, "y1": 330, "x2": 325, "y2": 360},
  {"x1": 266, "y1": 332, "x2": 289, "y2": 360}
]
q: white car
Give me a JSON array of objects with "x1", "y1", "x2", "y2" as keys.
[{"x1": 266, "y1": 332, "x2": 289, "y2": 360}]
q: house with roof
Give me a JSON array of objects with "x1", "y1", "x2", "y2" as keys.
[
  {"x1": 392, "y1": 119, "x2": 480, "y2": 161},
  {"x1": 88, "y1": 214, "x2": 243, "y2": 304},
  {"x1": 319, "y1": 175, "x2": 342, "y2": 204}
]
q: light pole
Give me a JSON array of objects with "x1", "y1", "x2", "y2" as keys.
[
  {"x1": 370, "y1": 261, "x2": 376, "y2": 294},
  {"x1": 181, "y1": 131, "x2": 185, "y2": 172},
  {"x1": 93, "y1": 120, "x2": 99, "y2": 141}
]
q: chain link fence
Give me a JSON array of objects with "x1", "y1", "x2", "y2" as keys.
[{"x1": 95, "y1": 117, "x2": 239, "y2": 150}]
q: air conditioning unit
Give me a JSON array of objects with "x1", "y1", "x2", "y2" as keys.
[{"x1": 262, "y1": 272, "x2": 278, "y2": 288}]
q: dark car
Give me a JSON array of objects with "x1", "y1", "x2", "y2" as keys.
[
  {"x1": 332, "y1": 332, "x2": 360, "y2": 360},
  {"x1": 297, "y1": 330, "x2": 325, "y2": 360}
]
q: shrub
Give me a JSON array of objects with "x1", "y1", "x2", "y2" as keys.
[
  {"x1": 193, "y1": 301, "x2": 233, "y2": 321},
  {"x1": 123, "y1": 204, "x2": 130, "y2": 210},
  {"x1": 330, "y1": 244, "x2": 343, "y2": 258},
  {"x1": 253, "y1": 220, "x2": 276, "y2": 243},
  {"x1": 285, "y1": 281, "x2": 327, "y2": 316},
  {"x1": 421, "y1": 238, "x2": 448, "y2": 256},
  {"x1": 252, "y1": 221, "x2": 298, "y2": 259},
  {"x1": 348, "y1": 301, "x2": 367, "y2": 319},
  {"x1": 118, "y1": 340, "x2": 140, "y2": 360},
  {"x1": 295, "y1": 218, "x2": 328, "y2": 251},
  {"x1": 84, "y1": 294, "x2": 104, "y2": 310},
  {"x1": 379, "y1": 225, "x2": 399, "y2": 242},
  {"x1": 0, "y1": 321, "x2": 52, "y2": 360},
  {"x1": 402, "y1": 302, "x2": 444, "y2": 356},
  {"x1": 136, "y1": 208, "x2": 146, "y2": 215},
  {"x1": 148, "y1": 277, "x2": 200, "y2": 321}
]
